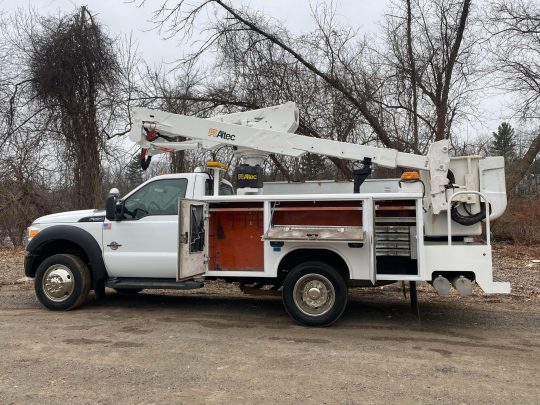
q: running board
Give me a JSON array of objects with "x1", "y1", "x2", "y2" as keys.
[{"x1": 106, "y1": 278, "x2": 204, "y2": 290}]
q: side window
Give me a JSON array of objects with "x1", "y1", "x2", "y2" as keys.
[
  {"x1": 205, "y1": 179, "x2": 235, "y2": 196},
  {"x1": 219, "y1": 183, "x2": 234, "y2": 195},
  {"x1": 123, "y1": 178, "x2": 188, "y2": 219},
  {"x1": 205, "y1": 178, "x2": 213, "y2": 196}
]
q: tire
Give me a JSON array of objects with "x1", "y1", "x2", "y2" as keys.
[
  {"x1": 282, "y1": 261, "x2": 348, "y2": 326},
  {"x1": 114, "y1": 288, "x2": 143, "y2": 294},
  {"x1": 34, "y1": 254, "x2": 91, "y2": 311}
]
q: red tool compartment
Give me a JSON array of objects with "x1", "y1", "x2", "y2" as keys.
[
  {"x1": 208, "y1": 202, "x2": 264, "y2": 271},
  {"x1": 208, "y1": 200, "x2": 364, "y2": 272}
]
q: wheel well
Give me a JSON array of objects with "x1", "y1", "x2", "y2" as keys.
[
  {"x1": 28, "y1": 240, "x2": 89, "y2": 278},
  {"x1": 278, "y1": 249, "x2": 350, "y2": 280}
]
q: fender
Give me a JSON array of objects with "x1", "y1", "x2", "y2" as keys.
[{"x1": 25, "y1": 225, "x2": 107, "y2": 299}]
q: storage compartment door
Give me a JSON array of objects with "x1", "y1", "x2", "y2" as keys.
[{"x1": 178, "y1": 199, "x2": 209, "y2": 281}]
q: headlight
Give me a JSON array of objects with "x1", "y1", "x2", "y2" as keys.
[{"x1": 24, "y1": 226, "x2": 41, "y2": 247}]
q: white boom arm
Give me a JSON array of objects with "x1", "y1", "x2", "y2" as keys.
[
  {"x1": 129, "y1": 102, "x2": 452, "y2": 213},
  {"x1": 130, "y1": 102, "x2": 445, "y2": 170}
]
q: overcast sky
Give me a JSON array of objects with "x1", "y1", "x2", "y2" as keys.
[
  {"x1": 3, "y1": 0, "x2": 386, "y2": 62},
  {"x1": 1, "y1": 0, "x2": 515, "y2": 139}
]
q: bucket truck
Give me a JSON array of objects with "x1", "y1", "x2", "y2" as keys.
[{"x1": 23, "y1": 102, "x2": 509, "y2": 326}]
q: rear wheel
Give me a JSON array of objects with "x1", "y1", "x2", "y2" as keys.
[
  {"x1": 282, "y1": 261, "x2": 348, "y2": 326},
  {"x1": 35, "y1": 254, "x2": 91, "y2": 311}
]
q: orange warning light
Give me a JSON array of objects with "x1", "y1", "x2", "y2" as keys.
[
  {"x1": 207, "y1": 161, "x2": 228, "y2": 170},
  {"x1": 400, "y1": 171, "x2": 421, "y2": 180}
]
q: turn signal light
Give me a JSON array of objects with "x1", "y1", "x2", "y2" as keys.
[
  {"x1": 28, "y1": 228, "x2": 40, "y2": 238},
  {"x1": 207, "y1": 161, "x2": 228, "y2": 170},
  {"x1": 401, "y1": 171, "x2": 420, "y2": 180}
]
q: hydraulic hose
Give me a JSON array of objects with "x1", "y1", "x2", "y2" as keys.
[
  {"x1": 450, "y1": 203, "x2": 486, "y2": 226},
  {"x1": 446, "y1": 170, "x2": 487, "y2": 226}
]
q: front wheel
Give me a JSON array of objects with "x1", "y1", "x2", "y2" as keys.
[
  {"x1": 34, "y1": 254, "x2": 91, "y2": 311},
  {"x1": 282, "y1": 261, "x2": 348, "y2": 326}
]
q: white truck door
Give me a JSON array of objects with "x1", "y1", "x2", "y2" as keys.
[
  {"x1": 177, "y1": 199, "x2": 209, "y2": 280},
  {"x1": 103, "y1": 178, "x2": 189, "y2": 279}
]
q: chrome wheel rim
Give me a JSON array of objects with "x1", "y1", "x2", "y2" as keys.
[
  {"x1": 293, "y1": 273, "x2": 335, "y2": 317},
  {"x1": 42, "y1": 265, "x2": 74, "y2": 302}
]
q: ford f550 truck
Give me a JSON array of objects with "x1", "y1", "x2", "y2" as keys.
[{"x1": 24, "y1": 103, "x2": 510, "y2": 326}]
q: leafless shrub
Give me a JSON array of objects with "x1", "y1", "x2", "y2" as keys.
[
  {"x1": 491, "y1": 195, "x2": 540, "y2": 244},
  {"x1": 26, "y1": 6, "x2": 119, "y2": 209}
]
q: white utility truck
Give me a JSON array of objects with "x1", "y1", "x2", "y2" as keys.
[{"x1": 24, "y1": 102, "x2": 510, "y2": 326}]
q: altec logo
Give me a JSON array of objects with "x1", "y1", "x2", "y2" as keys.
[{"x1": 208, "y1": 128, "x2": 236, "y2": 141}]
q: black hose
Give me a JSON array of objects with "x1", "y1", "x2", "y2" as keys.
[
  {"x1": 446, "y1": 169, "x2": 488, "y2": 226},
  {"x1": 451, "y1": 203, "x2": 486, "y2": 226}
]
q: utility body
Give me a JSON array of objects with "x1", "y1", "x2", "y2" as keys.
[{"x1": 24, "y1": 102, "x2": 510, "y2": 326}]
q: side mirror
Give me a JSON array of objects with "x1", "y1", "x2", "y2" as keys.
[{"x1": 105, "y1": 195, "x2": 122, "y2": 221}]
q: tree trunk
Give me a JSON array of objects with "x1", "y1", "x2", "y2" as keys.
[
  {"x1": 69, "y1": 111, "x2": 103, "y2": 210},
  {"x1": 506, "y1": 132, "x2": 540, "y2": 192},
  {"x1": 171, "y1": 150, "x2": 186, "y2": 173}
]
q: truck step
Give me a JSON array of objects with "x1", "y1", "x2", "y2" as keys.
[{"x1": 106, "y1": 278, "x2": 204, "y2": 290}]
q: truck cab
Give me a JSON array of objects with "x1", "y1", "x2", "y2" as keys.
[{"x1": 24, "y1": 172, "x2": 231, "y2": 303}]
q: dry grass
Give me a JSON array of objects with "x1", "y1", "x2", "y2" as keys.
[
  {"x1": 0, "y1": 246, "x2": 26, "y2": 285},
  {"x1": 492, "y1": 196, "x2": 540, "y2": 244}
]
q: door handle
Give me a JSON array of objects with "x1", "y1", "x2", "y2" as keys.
[{"x1": 107, "y1": 241, "x2": 122, "y2": 250}]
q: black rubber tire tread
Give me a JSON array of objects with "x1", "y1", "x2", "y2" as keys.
[
  {"x1": 114, "y1": 288, "x2": 143, "y2": 294},
  {"x1": 34, "y1": 254, "x2": 91, "y2": 311},
  {"x1": 282, "y1": 261, "x2": 348, "y2": 327}
]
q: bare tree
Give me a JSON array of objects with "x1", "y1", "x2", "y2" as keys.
[
  {"x1": 488, "y1": 0, "x2": 540, "y2": 192},
  {"x1": 0, "y1": 130, "x2": 60, "y2": 245},
  {"x1": 138, "y1": 62, "x2": 206, "y2": 173},
  {"x1": 147, "y1": 0, "x2": 479, "y2": 166},
  {"x1": 31, "y1": 7, "x2": 119, "y2": 208},
  {"x1": 380, "y1": 0, "x2": 481, "y2": 152},
  {"x1": 3, "y1": 7, "x2": 120, "y2": 209}
]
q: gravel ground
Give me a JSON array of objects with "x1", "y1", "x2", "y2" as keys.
[{"x1": 1, "y1": 244, "x2": 539, "y2": 404}]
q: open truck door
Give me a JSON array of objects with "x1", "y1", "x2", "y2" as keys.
[{"x1": 177, "y1": 199, "x2": 209, "y2": 281}]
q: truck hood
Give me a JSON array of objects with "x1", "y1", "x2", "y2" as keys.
[{"x1": 34, "y1": 209, "x2": 105, "y2": 224}]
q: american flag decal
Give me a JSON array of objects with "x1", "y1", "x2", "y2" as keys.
[{"x1": 103, "y1": 223, "x2": 112, "y2": 230}]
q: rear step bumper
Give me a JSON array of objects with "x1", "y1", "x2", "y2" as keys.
[{"x1": 106, "y1": 278, "x2": 204, "y2": 290}]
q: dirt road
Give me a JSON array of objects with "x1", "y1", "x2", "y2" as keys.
[{"x1": 1, "y1": 283, "x2": 538, "y2": 405}]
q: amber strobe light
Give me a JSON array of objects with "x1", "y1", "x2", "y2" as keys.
[
  {"x1": 207, "y1": 161, "x2": 228, "y2": 170},
  {"x1": 400, "y1": 171, "x2": 420, "y2": 180}
]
